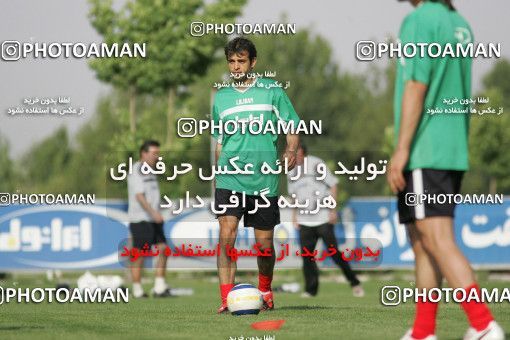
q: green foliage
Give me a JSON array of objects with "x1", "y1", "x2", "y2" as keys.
[
  {"x1": 465, "y1": 59, "x2": 510, "y2": 193},
  {"x1": 65, "y1": 94, "x2": 128, "y2": 197},
  {"x1": 468, "y1": 86, "x2": 510, "y2": 193},
  {"x1": 0, "y1": 135, "x2": 17, "y2": 192},
  {"x1": 483, "y1": 59, "x2": 510, "y2": 105},
  {"x1": 88, "y1": 0, "x2": 246, "y2": 144},
  {"x1": 19, "y1": 127, "x2": 71, "y2": 193},
  {"x1": 88, "y1": 0, "x2": 247, "y2": 93}
]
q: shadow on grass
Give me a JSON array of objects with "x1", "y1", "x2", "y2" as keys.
[
  {"x1": 0, "y1": 325, "x2": 45, "y2": 331},
  {"x1": 444, "y1": 331, "x2": 510, "y2": 340},
  {"x1": 277, "y1": 305, "x2": 353, "y2": 311}
]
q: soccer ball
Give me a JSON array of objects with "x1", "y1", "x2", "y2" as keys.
[{"x1": 227, "y1": 283, "x2": 263, "y2": 315}]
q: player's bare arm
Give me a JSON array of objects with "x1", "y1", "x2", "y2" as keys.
[
  {"x1": 387, "y1": 80, "x2": 427, "y2": 194},
  {"x1": 329, "y1": 184, "x2": 338, "y2": 224},
  {"x1": 292, "y1": 208, "x2": 299, "y2": 229},
  {"x1": 283, "y1": 133, "x2": 299, "y2": 170},
  {"x1": 214, "y1": 142, "x2": 222, "y2": 190},
  {"x1": 215, "y1": 142, "x2": 222, "y2": 165}
]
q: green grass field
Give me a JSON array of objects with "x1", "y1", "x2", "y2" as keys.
[{"x1": 1, "y1": 271, "x2": 509, "y2": 340}]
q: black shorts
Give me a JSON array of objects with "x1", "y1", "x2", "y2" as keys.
[
  {"x1": 214, "y1": 188, "x2": 280, "y2": 230},
  {"x1": 129, "y1": 221, "x2": 166, "y2": 249},
  {"x1": 397, "y1": 169, "x2": 464, "y2": 224}
]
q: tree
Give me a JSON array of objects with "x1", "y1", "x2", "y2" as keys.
[
  {"x1": 88, "y1": 0, "x2": 142, "y2": 134},
  {"x1": 88, "y1": 0, "x2": 246, "y2": 146},
  {"x1": 0, "y1": 135, "x2": 17, "y2": 192},
  {"x1": 62, "y1": 93, "x2": 128, "y2": 197},
  {"x1": 483, "y1": 59, "x2": 510, "y2": 105},
  {"x1": 20, "y1": 127, "x2": 71, "y2": 193},
  {"x1": 469, "y1": 71, "x2": 510, "y2": 194}
]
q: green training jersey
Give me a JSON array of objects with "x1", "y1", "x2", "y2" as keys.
[
  {"x1": 212, "y1": 77, "x2": 300, "y2": 196},
  {"x1": 394, "y1": 1, "x2": 472, "y2": 171}
]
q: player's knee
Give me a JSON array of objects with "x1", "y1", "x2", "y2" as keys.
[
  {"x1": 419, "y1": 232, "x2": 434, "y2": 253},
  {"x1": 420, "y1": 231, "x2": 449, "y2": 256},
  {"x1": 410, "y1": 237, "x2": 427, "y2": 256},
  {"x1": 256, "y1": 239, "x2": 273, "y2": 249},
  {"x1": 220, "y1": 226, "x2": 237, "y2": 239}
]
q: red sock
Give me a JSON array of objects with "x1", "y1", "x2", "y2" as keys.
[
  {"x1": 220, "y1": 283, "x2": 234, "y2": 304},
  {"x1": 459, "y1": 283, "x2": 494, "y2": 331},
  {"x1": 258, "y1": 273, "x2": 272, "y2": 292},
  {"x1": 411, "y1": 292, "x2": 439, "y2": 339}
]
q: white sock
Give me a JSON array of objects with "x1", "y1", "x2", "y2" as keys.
[
  {"x1": 154, "y1": 277, "x2": 167, "y2": 294},
  {"x1": 133, "y1": 282, "x2": 144, "y2": 297}
]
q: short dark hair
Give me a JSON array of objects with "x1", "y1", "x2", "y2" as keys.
[
  {"x1": 429, "y1": 0, "x2": 455, "y2": 10},
  {"x1": 139, "y1": 140, "x2": 160, "y2": 156},
  {"x1": 398, "y1": 0, "x2": 455, "y2": 10},
  {"x1": 224, "y1": 37, "x2": 257, "y2": 62}
]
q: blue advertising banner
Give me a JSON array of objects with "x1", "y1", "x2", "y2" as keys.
[
  {"x1": 337, "y1": 198, "x2": 510, "y2": 269},
  {"x1": 0, "y1": 198, "x2": 509, "y2": 270},
  {"x1": 0, "y1": 203, "x2": 129, "y2": 270}
]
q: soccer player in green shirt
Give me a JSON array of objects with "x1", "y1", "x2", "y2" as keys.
[
  {"x1": 212, "y1": 37, "x2": 300, "y2": 313},
  {"x1": 388, "y1": 1, "x2": 504, "y2": 339}
]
